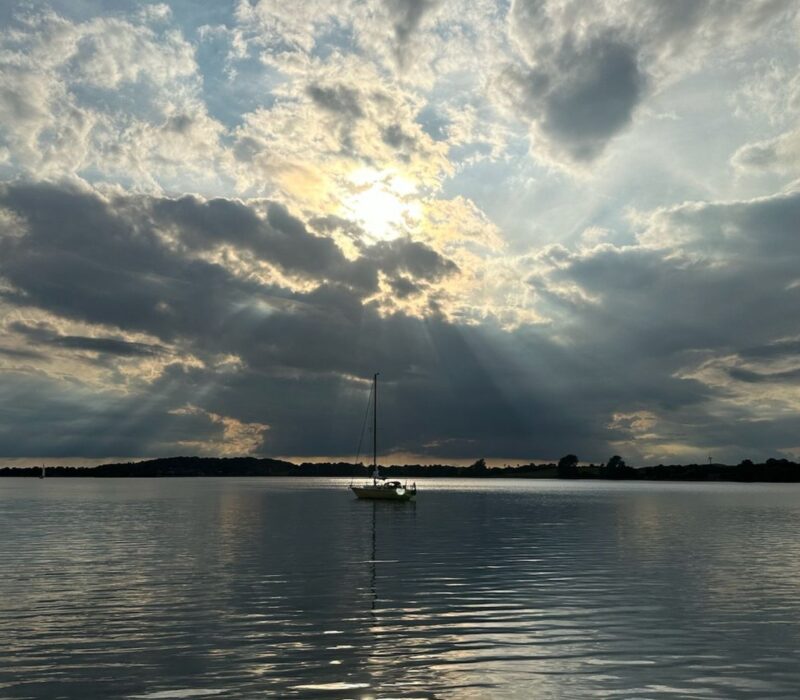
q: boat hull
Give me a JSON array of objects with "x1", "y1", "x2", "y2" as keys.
[{"x1": 351, "y1": 486, "x2": 416, "y2": 501}]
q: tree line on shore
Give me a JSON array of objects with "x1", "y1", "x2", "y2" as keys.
[{"x1": 1, "y1": 454, "x2": 799, "y2": 482}]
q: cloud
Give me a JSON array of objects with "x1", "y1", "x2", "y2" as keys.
[
  {"x1": 168, "y1": 404, "x2": 269, "y2": 456},
  {"x1": 520, "y1": 188, "x2": 800, "y2": 459},
  {"x1": 0, "y1": 345, "x2": 43, "y2": 360},
  {"x1": 0, "y1": 182, "x2": 459, "y2": 337},
  {"x1": 9, "y1": 321, "x2": 168, "y2": 357},
  {"x1": 384, "y1": 0, "x2": 442, "y2": 67},
  {"x1": 307, "y1": 84, "x2": 365, "y2": 120},
  {"x1": 0, "y1": 7, "x2": 227, "y2": 189},
  {"x1": 236, "y1": 0, "x2": 446, "y2": 73},
  {"x1": 552, "y1": 191, "x2": 800, "y2": 361},
  {"x1": 727, "y1": 366, "x2": 800, "y2": 385},
  {"x1": 0, "y1": 179, "x2": 613, "y2": 461},
  {"x1": 364, "y1": 238, "x2": 458, "y2": 280},
  {"x1": 1, "y1": 1, "x2": 799, "y2": 466},
  {"x1": 732, "y1": 128, "x2": 800, "y2": 175},
  {"x1": 150, "y1": 191, "x2": 457, "y2": 298},
  {"x1": 0, "y1": 366, "x2": 267, "y2": 459},
  {"x1": 500, "y1": 33, "x2": 646, "y2": 163},
  {"x1": 224, "y1": 53, "x2": 454, "y2": 224},
  {"x1": 234, "y1": 0, "x2": 505, "y2": 95},
  {"x1": 504, "y1": 0, "x2": 797, "y2": 167},
  {"x1": 637, "y1": 190, "x2": 800, "y2": 261},
  {"x1": 2, "y1": 179, "x2": 800, "y2": 463},
  {"x1": 733, "y1": 57, "x2": 800, "y2": 128},
  {"x1": 151, "y1": 194, "x2": 370, "y2": 287},
  {"x1": 233, "y1": 0, "x2": 342, "y2": 55},
  {"x1": 739, "y1": 338, "x2": 800, "y2": 363}
]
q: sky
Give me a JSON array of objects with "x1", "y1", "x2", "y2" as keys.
[{"x1": 0, "y1": 0, "x2": 799, "y2": 467}]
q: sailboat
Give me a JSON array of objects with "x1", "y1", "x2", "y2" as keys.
[
  {"x1": 39, "y1": 464, "x2": 45, "y2": 479},
  {"x1": 350, "y1": 373, "x2": 417, "y2": 501}
]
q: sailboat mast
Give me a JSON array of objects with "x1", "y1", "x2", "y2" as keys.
[{"x1": 373, "y1": 372, "x2": 378, "y2": 483}]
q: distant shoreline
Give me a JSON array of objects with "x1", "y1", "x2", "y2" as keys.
[{"x1": 2, "y1": 456, "x2": 799, "y2": 482}]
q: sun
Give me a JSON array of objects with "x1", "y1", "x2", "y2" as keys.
[{"x1": 341, "y1": 168, "x2": 422, "y2": 241}]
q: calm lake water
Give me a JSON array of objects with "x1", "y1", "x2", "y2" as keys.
[{"x1": 2, "y1": 478, "x2": 800, "y2": 699}]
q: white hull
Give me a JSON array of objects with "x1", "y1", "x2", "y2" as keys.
[{"x1": 351, "y1": 484, "x2": 416, "y2": 501}]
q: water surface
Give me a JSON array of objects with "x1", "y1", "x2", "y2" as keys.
[{"x1": 2, "y1": 478, "x2": 800, "y2": 698}]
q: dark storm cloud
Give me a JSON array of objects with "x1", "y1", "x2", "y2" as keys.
[
  {"x1": 10, "y1": 321, "x2": 167, "y2": 357},
  {"x1": 0, "y1": 180, "x2": 454, "y2": 367},
  {"x1": 151, "y1": 194, "x2": 371, "y2": 287},
  {"x1": 0, "y1": 183, "x2": 457, "y2": 350},
  {"x1": 0, "y1": 368, "x2": 229, "y2": 459},
  {"x1": 519, "y1": 189, "x2": 800, "y2": 457},
  {"x1": 144, "y1": 316, "x2": 615, "y2": 461},
  {"x1": 505, "y1": 0, "x2": 794, "y2": 165},
  {"x1": 54, "y1": 335, "x2": 163, "y2": 356},
  {"x1": 538, "y1": 36, "x2": 645, "y2": 162},
  {"x1": 0, "y1": 181, "x2": 613, "y2": 461},
  {"x1": 553, "y1": 243, "x2": 799, "y2": 363},
  {"x1": 2, "y1": 180, "x2": 799, "y2": 464},
  {"x1": 0, "y1": 182, "x2": 268, "y2": 343},
  {"x1": 557, "y1": 191, "x2": 800, "y2": 354},
  {"x1": 0, "y1": 282, "x2": 610, "y2": 462},
  {"x1": 151, "y1": 193, "x2": 455, "y2": 291},
  {"x1": 503, "y1": 33, "x2": 646, "y2": 162},
  {"x1": 655, "y1": 190, "x2": 800, "y2": 260}
]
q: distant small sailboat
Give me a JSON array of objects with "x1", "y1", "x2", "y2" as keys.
[
  {"x1": 40, "y1": 464, "x2": 45, "y2": 479},
  {"x1": 350, "y1": 373, "x2": 416, "y2": 502}
]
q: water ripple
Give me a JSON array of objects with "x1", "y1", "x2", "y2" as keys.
[{"x1": 2, "y1": 478, "x2": 800, "y2": 698}]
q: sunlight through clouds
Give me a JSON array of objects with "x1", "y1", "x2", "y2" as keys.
[
  {"x1": 0, "y1": 0, "x2": 799, "y2": 463},
  {"x1": 341, "y1": 168, "x2": 422, "y2": 241}
]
